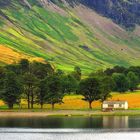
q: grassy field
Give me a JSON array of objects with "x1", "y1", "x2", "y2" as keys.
[
  {"x1": 0, "y1": 45, "x2": 45, "y2": 64},
  {"x1": 1, "y1": 91, "x2": 140, "y2": 110}
]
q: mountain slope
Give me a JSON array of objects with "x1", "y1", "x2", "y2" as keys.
[{"x1": 1, "y1": 0, "x2": 140, "y2": 73}]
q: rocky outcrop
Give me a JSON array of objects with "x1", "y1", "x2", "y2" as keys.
[
  {"x1": 21, "y1": 0, "x2": 32, "y2": 9},
  {"x1": 80, "y1": 0, "x2": 140, "y2": 29},
  {"x1": 46, "y1": 0, "x2": 140, "y2": 29},
  {"x1": 0, "y1": 0, "x2": 11, "y2": 8}
]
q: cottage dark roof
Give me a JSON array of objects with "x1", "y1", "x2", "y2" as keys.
[{"x1": 103, "y1": 101, "x2": 127, "y2": 104}]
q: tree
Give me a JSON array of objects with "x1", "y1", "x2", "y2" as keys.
[
  {"x1": 112, "y1": 73, "x2": 129, "y2": 92},
  {"x1": 72, "y1": 66, "x2": 82, "y2": 81},
  {"x1": 1, "y1": 71, "x2": 23, "y2": 109},
  {"x1": 60, "y1": 74, "x2": 78, "y2": 95},
  {"x1": 99, "y1": 76, "x2": 115, "y2": 102},
  {"x1": 5, "y1": 63, "x2": 21, "y2": 75},
  {"x1": 30, "y1": 61, "x2": 54, "y2": 79},
  {"x1": 56, "y1": 69, "x2": 65, "y2": 76},
  {"x1": 0, "y1": 67, "x2": 5, "y2": 88},
  {"x1": 125, "y1": 66, "x2": 140, "y2": 82},
  {"x1": 104, "y1": 66, "x2": 126, "y2": 76},
  {"x1": 37, "y1": 79, "x2": 48, "y2": 109},
  {"x1": 127, "y1": 71, "x2": 139, "y2": 91},
  {"x1": 23, "y1": 73, "x2": 38, "y2": 109},
  {"x1": 0, "y1": 67, "x2": 5, "y2": 100},
  {"x1": 78, "y1": 78, "x2": 101, "y2": 109},
  {"x1": 90, "y1": 70, "x2": 105, "y2": 77},
  {"x1": 89, "y1": 71, "x2": 115, "y2": 102},
  {"x1": 46, "y1": 74, "x2": 64, "y2": 109},
  {"x1": 19, "y1": 59, "x2": 30, "y2": 74}
]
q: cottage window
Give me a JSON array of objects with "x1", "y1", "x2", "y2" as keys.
[
  {"x1": 108, "y1": 104, "x2": 114, "y2": 108},
  {"x1": 119, "y1": 104, "x2": 122, "y2": 107}
]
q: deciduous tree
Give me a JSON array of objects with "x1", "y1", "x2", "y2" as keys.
[
  {"x1": 127, "y1": 71, "x2": 139, "y2": 91},
  {"x1": 1, "y1": 71, "x2": 23, "y2": 109},
  {"x1": 78, "y1": 78, "x2": 100, "y2": 109},
  {"x1": 46, "y1": 75, "x2": 64, "y2": 109},
  {"x1": 23, "y1": 72, "x2": 38, "y2": 109},
  {"x1": 112, "y1": 73, "x2": 129, "y2": 92}
]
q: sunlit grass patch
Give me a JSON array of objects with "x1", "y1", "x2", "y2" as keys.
[{"x1": 0, "y1": 44, "x2": 28, "y2": 64}]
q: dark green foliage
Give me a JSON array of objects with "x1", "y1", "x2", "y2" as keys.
[
  {"x1": 99, "y1": 75, "x2": 115, "y2": 102},
  {"x1": 0, "y1": 66, "x2": 5, "y2": 79},
  {"x1": 45, "y1": 74, "x2": 64, "y2": 109},
  {"x1": 125, "y1": 66, "x2": 140, "y2": 82},
  {"x1": 112, "y1": 73, "x2": 129, "y2": 92},
  {"x1": 60, "y1": 74, "x2": 78, "y2": 94},
  {"x1": 127, "y1": 71, "x2": 139, "y2": 92},
  {"x1": 37, "y1": 79, "x2": 48, "y2": 109},
  {"x1": 104, "y1": 66, "x2": 127, "y2": 76},
  {"x1": 30, "y1": 61, "x2": 54, "y2": 79},
  {"x1": 23, "y1": 72, "x2": 38, "y2": 109},
  {"x1": 89, "y1": 69, "x2": 106, "y2": 78},
  {"x1": 71, "y1": 66, "x2": 82, "y2": 81},
  {"x1": 19, "y1": 59, "x2": 30, "y2": 74},
  {"x1": 0, "y1": 66, "x2": 5, "y2": 94},
  {"x1": 56, "y1": 69, "x2": 65, "y2": 76},
  {"x1": 5, "y1": 64, "x2": 21, "y2": 75},
  {"x1": 78, "y1": 77, "x2": 101, "y2": 109},
  {"x1": 89, "y1": 71, "x2": 115, "y2": 102},
  {"x1": 1, "y1": 71, "x2": 23, "y2": 109},
  {"x1": 104, "y1": 66, "x2": 140, "y2": 92}
]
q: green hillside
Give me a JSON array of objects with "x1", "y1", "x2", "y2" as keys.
[{"x1": 1, "y1": 0, "x2": 140, "y2": 73}]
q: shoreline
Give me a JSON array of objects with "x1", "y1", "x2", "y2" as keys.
[{"x1": 0, "y1": 110, "x2": 140, "y2": 117}]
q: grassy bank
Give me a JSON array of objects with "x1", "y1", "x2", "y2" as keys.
[{"x1": 0, "y1": 110, "x2": 140, "y2": 117}]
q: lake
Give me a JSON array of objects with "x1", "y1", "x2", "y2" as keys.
[{"x1": 0, "y1": 116, "x2": 140, "y2": 140}]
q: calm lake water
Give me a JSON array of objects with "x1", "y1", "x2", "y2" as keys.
[
  {"x1": 0, "y1": 115, "x2": 140, "y2": 128},
  {"x1": 0, "y1": 116, "x2": 140, "y2": 140}
]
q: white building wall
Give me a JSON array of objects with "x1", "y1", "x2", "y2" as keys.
[
  {"x1": 102, "y1": 104, "x2": 108, "y2": 108},
  {"x1": 114, "y1": 104, "x2": 119, "y2": 108},
  {"x1": 102, "y1": 102, "x2": 128, "y2": 110},
  {"x1": 124, "y1": 102, "x2": 128, "y2": 110}
]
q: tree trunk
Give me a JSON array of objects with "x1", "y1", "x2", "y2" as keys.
[
  {"x1": 130, "y1": 88, "x2": 134, "y2": 92},
  {"x1": 89, "y1": 101, "x2": 92, "y2": 109},
  {"x1": 27, "y1": 84, "x2": 31, "y2": 109},
  {"x1": 52, "y1": 103, "x2": 54, "y2": 110},
  {"x1": 8, "y1": 103, "x2": 13, "y2": 109},
  {"x1": 40, "y1": 103, "x2": 43, "y2": 109},
  {"x1": 27, "y1": 93, "x2": 30, "y2": 109},
  {"x1": 31, "y1": 92, "x2": 34, "y2": 109}
]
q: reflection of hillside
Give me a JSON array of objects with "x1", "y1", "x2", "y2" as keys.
[
  {"x1": 60, "y1": 116, "x2": 103, "y2": 128},
  {"x1": 103, "y1": 116, "x2": 128, "y2": 128},
  {"x1": 129, "y1": 117, "x2": 140, "y2": 128},
  {"x1": 0, "y1": 116, "x2": 103, "y2": 128}
]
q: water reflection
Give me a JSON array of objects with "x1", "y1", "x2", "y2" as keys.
[
  {"x1": 103, "y1": 116, "x2": 128, "y2": 128},
  {"x1": 0, "y1": 116, "x2": 139, "y2": 129},
  {"x1": 0, "y1": 116, "x2": 140, "y2": 140}
]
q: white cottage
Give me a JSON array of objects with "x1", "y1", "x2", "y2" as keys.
[{"x1": 102, "y1": 101, "x2": 128, "y2": 111}]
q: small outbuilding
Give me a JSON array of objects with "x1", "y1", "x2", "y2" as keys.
[{"x1": 102, "y1": 101, "x2": 128, "y2": 111}]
